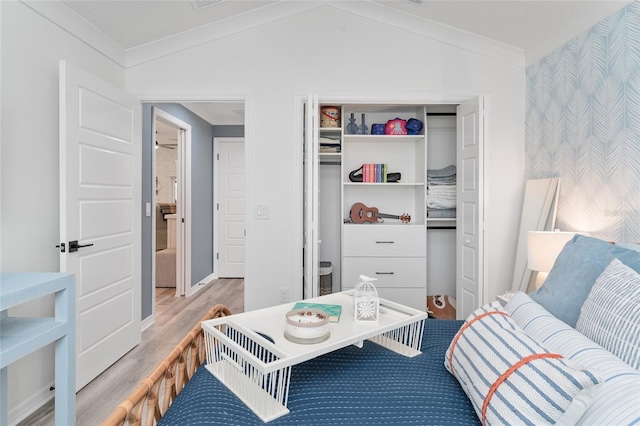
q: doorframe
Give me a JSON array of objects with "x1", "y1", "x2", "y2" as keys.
[
  {"x1": 213, "y1": 137, "x2": 246, "y2": 278},
  {"x1": 152, "y1": 107, "x2": 192, "y2": 298},
  {"x1": 144, "y1": 96, "x2": 251, "y2": 316},
  {"x1": 294, "y1": 93, "x2": 489, "y2": 308}
]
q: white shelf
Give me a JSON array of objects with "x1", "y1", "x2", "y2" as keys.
[
  {"x1": 340, "y1": 104, "x2": 428, "y2": 310},
  {"x1": 426, "y1": 218, "x2": 456, "y2": 228},
  {"x1": 343, "y1": 182, "x2": 424, "y2": 186},
  {"x1": 319, "y1": 152, "x2": 341, "y2": 162},
  {"x1": 0, "y1": 272, "x2": 76, "y2": 425},
  {"x1": 343, "y1": 135, "x2": 423, "y2": 143},
  {"x1": 343, "y1": 222, "x2": 422, "y2": 227}
]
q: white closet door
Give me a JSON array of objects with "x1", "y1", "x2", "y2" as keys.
[
  {"x1": 303, "y1": 95, "x2": 320, "y2": 299},
  {"x1": 456, "y1": 96, "x2": 485, "y2": 320},
  {"x1": 216, "y1": 138, "x2": 246, "y2": 278}
]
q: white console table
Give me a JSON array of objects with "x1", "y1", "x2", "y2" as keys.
[{"x1": 0, "y1": 272, "x2": 76, "y2": 425}]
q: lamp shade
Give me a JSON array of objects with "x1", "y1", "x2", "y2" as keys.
[{"x1": 527, "y1": 231, "x2": 577, "y2": 273}]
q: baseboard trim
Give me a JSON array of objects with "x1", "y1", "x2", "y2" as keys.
[
  {"x1": 188, "y1": 273, "x2": 216, "y2": 297},
  {"x1": 141, "y1": 314, "x2": 155, "y2": 332},
  {"x1": 8, "y1": 380, "x2": 55, "y2": 426}
]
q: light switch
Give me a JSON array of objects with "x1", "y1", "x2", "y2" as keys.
[
  {"x1": 256, "y1": 204, "x2": 270, "y2": 219},
  {"x1": 145, "y1": 202, "x2": 151, "y2": 217}
]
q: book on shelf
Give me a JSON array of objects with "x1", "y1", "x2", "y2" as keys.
[
  {"x1": 360, "y1": 163, "x2": 388, "y2": 182},
  {"x1": 292, "y1": 301, "x2": 342, "y2": 322}
]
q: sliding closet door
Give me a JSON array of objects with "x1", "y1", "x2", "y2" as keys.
[{"x1": 456, "y1": 96, "x2": 485, "y2": 319}]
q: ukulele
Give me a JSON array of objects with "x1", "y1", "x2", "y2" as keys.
[{"x1": 349, "y1": 202, "x2": 411, "y2": 224}]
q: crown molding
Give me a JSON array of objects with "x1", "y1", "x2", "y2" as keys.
[
  {"x1": 20, "y1": 0, "x2": 127, "y2": 67},
  {"x1": 124, "y1": 0, "x2": 523, "y2": 69}
]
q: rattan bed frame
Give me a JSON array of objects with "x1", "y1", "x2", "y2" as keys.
[{"x1": 102, "y1": 304, "x2": 232, "y2": 426}]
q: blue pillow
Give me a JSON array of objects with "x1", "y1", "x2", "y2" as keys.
[
  {"x1": 617, "y1": 242, "x2": 640, "y2": 252},
  {"x1": 529, "y1": 234, "x2": 640, "y2": 327}
]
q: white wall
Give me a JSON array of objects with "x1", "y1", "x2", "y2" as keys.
[
  {"x1": 0, "y1": 1, "x2": 125, "y2": 422},
  {"x1": 127, "y1": 5, "x2": 526, "y2": 310}
]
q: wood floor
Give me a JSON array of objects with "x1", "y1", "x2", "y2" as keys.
[{"x1": 18, "y1": 279, "x2": 244, "y2": 426}]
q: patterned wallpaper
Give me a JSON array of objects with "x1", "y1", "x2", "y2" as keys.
[{"x1": 526, "y1": 1, "x2": 640, "y2": 243}]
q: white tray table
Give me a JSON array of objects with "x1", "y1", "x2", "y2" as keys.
[{"x1": 202, "y1": 291, "x2": 428, "y2": 422}]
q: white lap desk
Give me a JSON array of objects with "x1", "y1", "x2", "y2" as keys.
[{"x1": 202, "y1": 291, "x2": 428, "y2": 422}]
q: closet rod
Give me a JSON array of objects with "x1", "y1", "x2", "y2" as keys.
[
  {"x1": 426, "y1": 112, "x2": 456, "y2": 116},
  {"x1": 427, "y1": 226, "x2": 457, "y2": 230},
  {"x1": 320, "y1": 161, "x2": 341, "y2": 166}
]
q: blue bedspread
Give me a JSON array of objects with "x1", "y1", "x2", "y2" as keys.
[{"x1": 159, "y1": 319, "x2": 478, "y2": 425}]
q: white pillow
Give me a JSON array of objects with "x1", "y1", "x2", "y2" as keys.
[
  {"x1": 576, "y1": 258, "x2": 640, "y2": 369},
  {"x1": 445, "y1": 302, "x2": 602, "y2": 425},
  {"x1": 506, "y1": 291, "x2": 640, "y2": 425}
]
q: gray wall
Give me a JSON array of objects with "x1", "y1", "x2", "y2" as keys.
[
  {"x1": 213, "y1": 125, "x2": 244, "y2": 138},
  {"x1": 141, "y1": 106, "x2": 244, "y2": 320}
]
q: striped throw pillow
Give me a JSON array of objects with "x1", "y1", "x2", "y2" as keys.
[
  {"x1": 576, "y1": 258, "x2": 640, "y2": 369},
  {"x1": 445, "y1": 302, "x2": 602, "y2": 425},
  {"x1": 506, "y1": 291, "x2": 640, "y2": 425}
]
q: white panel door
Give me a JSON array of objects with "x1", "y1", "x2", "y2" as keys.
[
  {"x1": 217, "y1": 139, "x2": 245, "y2": 278},
  {"x1": 59, "y1": 61, "x2": 141, "y2": 390},
  {"x1": 456, "y1": 96, "x2": 484, "y2": 320},
  {"x1": 303, "y1": 95, "x2": 320, "y2": 299}
]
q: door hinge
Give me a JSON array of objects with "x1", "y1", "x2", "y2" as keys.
[
  {"x1": 217, "y1": 153, "x2": 219, "y2": 160},
  {"x1": 216, "y1": 203, "x2": 219, "y2": 210},
  {"x1": 216, "y1": 253, "x2": 219, "y2": 260},
  {"x1": 56, "y1": 242, "x2": 66, "y2": 253}
]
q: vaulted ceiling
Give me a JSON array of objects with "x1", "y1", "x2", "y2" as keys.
[
  {"x1": 43, "y1": 0, "x2": 632, "y2": 125},
  {"x1": 59, "y1": 0, "x2": 631, "y2": 66}
]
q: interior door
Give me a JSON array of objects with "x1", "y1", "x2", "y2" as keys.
[
  {"x1": 153, "y1": 108, "x2": 191, "y2": 296},
  {"x1": 303, "y1": 95, "x2": 320, "y2": 299},
  {"x1": 59, "y1": 61, "x2": 141, "y2": 390},
  {"x1": 216, "y1": 138, "x2": 246, "y2": 278},
  {"x1": 456, "y1": 96, "x2": 484, "y2": 320}
]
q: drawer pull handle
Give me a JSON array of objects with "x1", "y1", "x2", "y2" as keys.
[
  {"x1": 375, "y1": 241, "x2": 395, "y2": 244},
  {"x1": 375, "y1": 272, "x2": 395, "y2": 275}
]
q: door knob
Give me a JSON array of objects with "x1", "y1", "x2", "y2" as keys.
[{"x1": 68, "y1": 240, "x2": 94, "y2": 253}]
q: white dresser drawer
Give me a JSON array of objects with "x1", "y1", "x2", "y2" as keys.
[
  {"x1": 342, "y1": 287, "x2": 427, "y2": 312},
  {"x1": 343, "y1": 225, "x2": 426, "y2": 257},
  {"x1": 342, "y1": 257, "x2": 426, "y2": 288}
]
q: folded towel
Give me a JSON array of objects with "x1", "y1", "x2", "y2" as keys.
[
  {"x1": 427, "y1": 165, "x2": 457, "y2": 179},
  {"x1": 319, "y1": 136, "x2": 340, "y2": 143},
  {"x1": 427, "y1": 178, "x2": 457, "y2": 185},
  {"x1": 427, "y1": 208, "x2": 457, "y2": 218},
  {"x1": 427, "y1": 197, "x2": 457, "y2": 209},
  {"x1": 428, "y1": 185, "x2": 456, "y2": 195}
]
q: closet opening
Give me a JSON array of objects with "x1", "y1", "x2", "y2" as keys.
[{"x1": 303, "y1": 96, "x2": 485, "y2": 320}]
